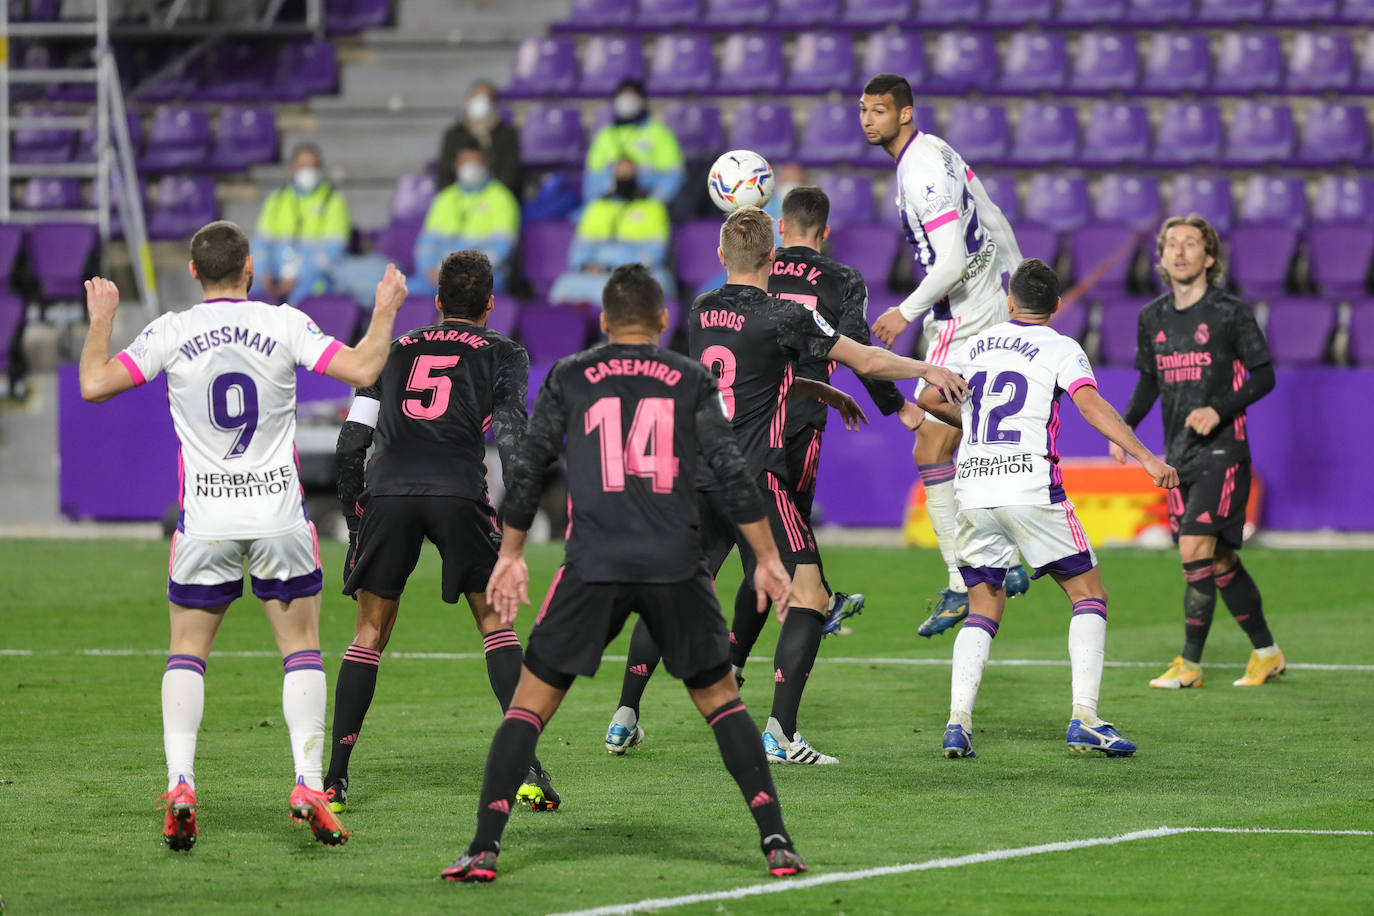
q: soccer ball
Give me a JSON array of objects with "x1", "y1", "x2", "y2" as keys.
[{"x1": 707, "y1": 149, "x2": 775, "y2": 213}]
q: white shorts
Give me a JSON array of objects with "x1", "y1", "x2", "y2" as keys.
[
  {"x1": 954, "y1": 501, "x2": 1097, "y2": 588},
  {"x1": 915, "y1": 305, "x2": 1006, "y2": 427},
  {"x1": 168, "y1": 523, "x2": 323, "y2": 608}
]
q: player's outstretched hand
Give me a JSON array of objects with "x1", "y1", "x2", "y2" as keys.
[
  {"x1": 816, "y1": 384, "x2": 868, "y2": 431},
  {"x1": 485, "y1": 554, "x2": 530, "y2": 626},
  {"x1": 1108, "y1": 441, "x2": 1127, "y2": 464},
  {"x1": 754, "y1": 555, "x2": 792, "y2": 622},
  {"x1": 921, "y1": 364, "x2": 970, "y2": 404},
  {"x1": 84, "y1": 277, "x2": 120, "y2": 324},
  {"x1": 1142, "y1": 455, "x2": 1179, "y2": 490},
  {"x1": 897, "y1": 401, "x2": 925, "y2": 431},
  {"x1": 374, "y1": 263, "x2": 408, "y2": 315},
  {"x1": 872, "y1": 307, "x2": 908, "y2": 348},
  {"x1": 1184, "y1": 406, "x2": 1221, "y2": 437}
]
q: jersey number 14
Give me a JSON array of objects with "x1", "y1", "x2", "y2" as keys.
[{"x1": 585, "y1": 397, "x2": 680, "y2": 494}]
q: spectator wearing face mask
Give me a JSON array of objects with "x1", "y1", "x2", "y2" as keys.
[
  {"x1": 411, "y1": 141, "x2": 520, "y2": 295},
  {"x1": 437, "y1": 81, "x2": 522, "y2": 199},
  {"x1": 550, "y1": 158, "x2": 674, "y2": 306},
  {"x1": 250, "y1": 143, "x2": 351, "y2": 305},
  {"x1": 583, "y1": 79, "x2": 684, "y2": 207}
]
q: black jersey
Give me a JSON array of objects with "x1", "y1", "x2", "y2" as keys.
[
  {"x1": 769, "y1": 245, "x2": 905, "y2": 434},
  {"x1": 1131, "y1": 288, "x2": 1271, "y2": 480},
  {"x1": 503, "y1": 343, "x2": 764, "y2": 583},
  {"x1": 688, "y1": 284, "x2": 839, "y2": 482},
  {"x1": 359, "y1": 322, "x2": 529, "y2": 500}
]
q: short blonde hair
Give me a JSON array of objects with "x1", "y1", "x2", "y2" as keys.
[
  {"x1": 1156, "y1": 214, "x2": 1225, "y2": 287},
  {"x1": 719, "y1": 206, "x2": 775, "y2": 274}
]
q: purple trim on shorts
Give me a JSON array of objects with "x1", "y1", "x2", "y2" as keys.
[
  {"x1": 917, "y1": 461, "x2": 957, "y2": 486},
  {"x1": 250, "y1": 569, "x2": 323, "y2": 603},
  {"x1": 168, "y1": 578, "x2": 243, "y2": 608},
  {"x1": 283, "y1": 649, "x2": 324, "y2": 673},
  {"x1": 959, "y1": 565, "x2": 1008, "y2": 589},
  {"x1": 1033, "y1": 549, "x2": 1096, "y2": 580},
  {"x1": 965, "y1": 613, "x2": 1000, "y2": 638},
  {"x1": 166, "y1": 653, "x2": 206, "y2": 675},
  {"x1": 1072, "y1": 598, "x2": 1108, "y2": 619}
]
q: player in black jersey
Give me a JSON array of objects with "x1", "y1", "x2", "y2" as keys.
[
  {"x1": 327, "y1": 250, "x2": 557, "y2": 813},
  {"x1": 606, "y1": 206, "x2": 967, "y2": 766},
  {"x1": 1109, "y1": 216, "x2": 1284, "y2": 689},
  {"x1": 441, "y1": 264, "x2": 808, "y2": 883}
]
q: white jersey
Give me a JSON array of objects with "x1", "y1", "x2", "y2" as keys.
[
  {"x1": 116, "y1": 298, "x2": 342, "y2": 539},
  {"x1": 894, "y1": 131, "x2": 1007, "y2": 327},
  {"x1": 945, "y1": 321, "x2": 1098, "y2": 509}
]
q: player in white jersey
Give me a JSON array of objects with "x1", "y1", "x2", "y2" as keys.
[
  {"x1": 916, "y1": 259, "x2": 1178, "y2": 760},
  {"x1": 77, "y1": 220, "x2": 407, "y2": 851},
  {"x1": 860, "y1": 73, "x2": 1028, "y2": 635}
]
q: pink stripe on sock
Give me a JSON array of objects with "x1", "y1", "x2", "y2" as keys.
[
  {"x1": 1215, "y1": 566, "x2": 1238, "y2": 589},
  {"x1": 706, "y1": 701, "x2": 747, "y2": 728},
  {"x1": 504, "y1": 707, "x2": 543, "y2": 732},
  {"x1": 343, "y1": 645, "x2": 381, "y2": 666}
]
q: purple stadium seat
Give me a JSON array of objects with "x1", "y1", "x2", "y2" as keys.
[
  {"x1": 1312, "y1": 176, "x2": 1374, "y2": 225},
  {"x1": 1287, "y1": 32, "x2": 1354, "y2": 92},
  {"x1": 1349, "y1": 303, "x2": 1374, "y2": 365},
  {"x1": 914, "y1": 0, "x2": 983, "y2": 23},
  {"x1": 394, "y1": 294, "x2": 442, "y2": 336},
  {"x1": 789, "y1": 32, "x2": 855, "y2": 95},
  {"x1": 649, "y1": 33, "x2": 714, "y2": 95},
  {"x1": 1095, "y1": 174, "x2": 1162, "y2": 230},
  {"x1": 862, "y1": 32, "x2": 925, "y2": 87},
  {"x1": 209, "y1": 106, "x2": 277, "y2": 171},
  {"x1": 518, "y1": 304, "x2": 590, "y2": 364},
  {"x1": 0, "y1": 290, "x2": 23, "y2": 377},
  {"x1": 726, "y1": 102, "x2": 795, "y2": 163},
  {"x1": 1307, "y1": 225, "x2": 1374, "y2": 298},
  {"x1": 297, "y1": 294, "x2": 361, "y2": 343},
  {"x1": 1229, "y1": 225, "x2": 1299, "y2": 300},
  {"x1": 1069, "y1": 31, "x2": 1138, "y2": 94},
  {"x1": 984, "y1": 0, "x2": 1053, "y2": 25},
  {"x1": 798, "y1": 103, "x2": 865, "y2": 167},
  {"x1": 147, "y1": 175, "x2": 217, "y2": 240},
  {"x1": 21, "y1": 177, "x2": 81, "y2": 210},
  {"x1": 372, "y1": 223, "x2": 422, "y2": 274},
  {"x1": 390, "y1": 173, "x2": 437, "y2": 225},
  {"x1": 1224, "y1": 102, "x2": 1296, "y2": 167},
  {"x1": 1343, "y1": 0, "x2": 1374, "y2": 21},
  {"x1": 929, "y1": 31, "x2": 998, "y2": 93},
  {"x1": 578, "y1": 35, "x2": 644, "y2": 97},
  {"x1": 487, "y1": 294, "x2": 520, "y2": 338},
  {"x1": 944, "y1": 102, "x2": 1009, "y2": 167},
  {"x1": 0, "y1": 223, "x2": 24, "y2": 284},
  {"x1": 325, "y1": 0, "x2": 389, "y2": 32},
  {"x1": 1079, "y1": 102, "x2": 1150, "y2": 167},
  {"x1": 998, "y1": 32, "x2": 1068, "y2": 94},
  {"x1": 843, "y1": 0, "x2": 913, "y2": 28},
  {"x1": 1273, "y1": 0, "x2": 1340, "y2": 17},
  {"x1": 519, "y1": 104, "x2": 584, "y2": 168},
  {"x1": 1025, "y1": 174, "x2": 1091, "y2": 234},
  {"x1": 1239, "y1": 176, "x2": 1308, "y2": 229},
  {"x1": 773, "y1": 0, "x2": 841, "y2": 26},
  {"x1": 703, "y1": 0, "x2": 773, "y2": 25},
  {"x1": 1070, "y1": 223, "x2": 1137, "y2": 292},
  {"x1": 29, "y1": 223, "x2": 96, "y2": 301},
  {"x1": 1058, "y1": 0, "x2": 1127, "y2": 24},
  {"x1": 1049, "y1": 299, "x2": 1090, "y2": 341},
  {"x1": 716, "y1": 33, "x2": 783, "y2": 95},
  {"x1": 507, "y1": 38, "x2": 577, "y2": 99},
  {"x1": 12, "y1": 105, "x2": 75, "y2": 164},
  {"x1": 976, "y1": 173, "x2": 1019, "y2": 223},
  {"x1": 76, "y1": 112, "x2": 141, "y2": 162},
  {"x1": 268, "y1": 41, "x2": 338, "y2": 101},
  {"x1": 674, "y1": 220, "x2": 726, "y2": 292},
  {"x1": 196, "y1": 41, "x2": 272, "y2": 102},
  {"x1": 1356, "y1": 31, "x2": 1374, "y2": 91},
  {"x1": 554, "y1": 0, "x2": 636, "y2": 30},
  {"x1": 662, "y1": 103, "x2": 723, "y2": 159},
  {"x1": 828, "y1": 224, "x2": 901, "y2": 291},
  {"x1": 1297, "y1": 102, "x2": 1369, "y2": 166},
  {"x1": 1009, "y1": 102, "x2": 1078, "y2": 167},
  {"x1": 1151, "y1": 102, "x2": 1223, "y2": 166},
  {"x1": 135, "y1": 56, "x2": 200, "y2": 102},
  {"x1": 814, "y1": 173, "x2": 874, "y2": 228},
  {"x1": 1264, "y1": 298, "x2": 1335, "y2": 365},
  {"x1": 1014, "y1": 221, "x2": 1059, "y2": 264},
  {"x1": 138, "y1": 105, "x2": 210, "y2": 172},
  {"x1": 520, "y1": 221, "x2": 577, "y2": 298},
  {"x1": 634, "y1": 0, "x2": 701, "y2": 30},
  {"x1": 1124, "y1": 0, "x2": 1194, "y2": 22},
  {"x1": 1212, "y1": 32, "x2": 1282, "y2": 94},
  {"x1": 1097, "y1": 300, "x2": 1147, "y2": 366},
  {"x1": 1169, "y1": 174, "x2": 1233, "y2": 232},
  {"x1": 1195, "y1": 0, "x2": 1265, "y2": 20},
  {"x1": 1140, "y1": 33, "x2": 1210, "y2": 95}
]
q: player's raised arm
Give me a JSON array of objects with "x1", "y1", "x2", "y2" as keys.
[
  {"x1": 966, "y1": 172, "x2": 1022, "y2": 279},
  {"x1": 79, "y1": 277, "x2": 144, "y2": 402},
  {"x1": 1073, "y1": 384, "x2": 1178, "y2": 489},
  {"x1": 321, "y1": 264, "x2": 408, "y2": 388},
  {"x1": 872, "y1": 217, "x2": 964, "y2": 347}
]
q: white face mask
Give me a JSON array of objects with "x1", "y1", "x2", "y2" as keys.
[
  {"x1": 457, "y1": 162, "x2": 489, "y2": 190},
  {"x1": 613, "y1": 91, "x2": 645, "y2": 121},
  {"x1": 466, "y1": 93, "x2": 493, "y2": 121},
  {"x1": 293, "y1": 167, "x2": 321, "y2": 194}
]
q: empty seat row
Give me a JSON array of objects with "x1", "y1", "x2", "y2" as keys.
[
  {"x1": 0, "y1": 221, "x2": 99, "y2": 306},
  {"x1": 14, "y1": 174, "x2": 218, "y2": 241},
  {"x1": 512, "y1": 29, "x2": 1374, "y2": 99},
  {"x1": 25, "y1": 0, "x2": 387, "y2": 33}
]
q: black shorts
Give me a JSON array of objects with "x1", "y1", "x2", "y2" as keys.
[
  {"x1": 785, "y1": 425, "x2": 824, "y2": 522},
  {"x1": 525, "y1": 563, "x2": 730, "y2": 686},
  {"x1": 344, "y1": 495, "x2": 500, "y2": 603},
  {"x1": 1168, "y1": 462, "x2": 1250, "y2": 549},
  {"x1": 699, "y1": 472, "x2": 819, "y2": 576}
]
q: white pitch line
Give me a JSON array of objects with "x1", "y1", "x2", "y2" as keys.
[{"x1": 546, "y1": 827, "x2": 1374, "y2": 916}]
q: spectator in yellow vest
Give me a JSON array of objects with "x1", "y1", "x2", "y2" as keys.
[
  {"x1": 583, "y1": 79, "x2": 684, "y2": 207},
  {"x1": 250, "y1": 143, "x2": 351, "y2": 306},
  {"x1": 412, "y1": 142, "x2": 520, "y2": 295}
]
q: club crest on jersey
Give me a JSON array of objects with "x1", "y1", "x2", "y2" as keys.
[
  {"x1": 1194, "y1": 323, "x2": 1209, "y2": 345},
  {"x1": 811, "y1": 310, "x2": 835, "y2": 336}
]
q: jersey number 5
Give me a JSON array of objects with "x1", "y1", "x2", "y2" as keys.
[
  {"x1": 585, "y1": 396, "x2": 680, "y2": 494},
  {"x1": 403, "y1": 354, "x2": 461, "y2": 420}
]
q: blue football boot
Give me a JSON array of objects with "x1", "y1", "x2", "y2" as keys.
[
  {"x1": 1005, "y1": 564, "x2": 1030, "y2": 598},
  {"x1": 821, "y1": 591, "x2": 865, "y2": 637},
  {"x1": 942, "y1": 723, "x2": 975, "y2": 758},
  {"x1": 1066, "y1": 719, "x2": 1137, "y2": 757},
  {"x1": 917, "y1": 588, "x2": 970, "y2": 638}
]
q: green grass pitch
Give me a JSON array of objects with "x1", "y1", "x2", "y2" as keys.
[{"x1": 1, "y1": 539, "x2": 1370, "y2": 914}]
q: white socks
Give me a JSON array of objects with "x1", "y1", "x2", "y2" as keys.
[
  {"x1": 923, "y1": 478, "x2": 964, "y2": 592},
  {"x1": 282, "y1": 650, "x2": 327, "y2": 791},
  {"x1": 162, "y1": 658, "x2": 206, "y2": 792},
  {"x1": 1068, "y1": 602, "x2": 1108, "y2": 726},
  {"x1": 948, "y1": 618, "x2": 996, "y2": 730}
]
